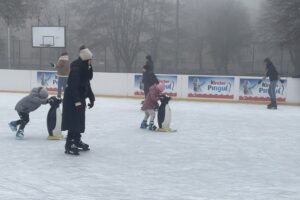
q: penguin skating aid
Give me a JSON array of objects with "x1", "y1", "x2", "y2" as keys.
[
  {"x1": 157, "y1": 95, "x2": 177, "y2": 132},
  {"x1": 47, "y1": 96, "x2": 64, "y2": 140}
]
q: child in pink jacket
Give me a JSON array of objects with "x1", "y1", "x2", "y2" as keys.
[{"x1": 140, "y1": 82, "x2": 165, "y2": 131}]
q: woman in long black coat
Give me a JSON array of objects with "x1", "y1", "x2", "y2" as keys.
[
  {"x1": 62, "y1": 46, "x2": 95, "y2": 155},
  {"x1": 142, "y1": 55, "x2": 159, "y2": 97}
]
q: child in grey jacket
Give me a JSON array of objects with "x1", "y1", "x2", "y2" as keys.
[{"x1": 9, "y1": 87, "x2": 50, "y2": 139}]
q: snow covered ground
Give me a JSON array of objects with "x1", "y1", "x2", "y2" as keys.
[{"x1": 0, "y1": 92, "x2": 300, "y2": 200}]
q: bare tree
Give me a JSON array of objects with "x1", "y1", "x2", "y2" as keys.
[
  {"x1": 204, "y1": 0, "x2": 252, "y2": 74},
  {"x1": 262, "y1": 0, "x2": 300, "y2": 76}
]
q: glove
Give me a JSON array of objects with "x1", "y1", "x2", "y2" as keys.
[
  {"x1": 258, "y1": 80, "x2": 262, "y2": 84},
  {"x1": 88, "y1": 101, "x2": 94, "y2": 109},
  {"x1": 47, "y1": 98, "x2": 54, "y2": 104},
  {"x1": 280, "y1": 79, "x2": 284, "y2": 84},
  {"x1": 75, "y1": 102, "x2": 83, "y2": 112}
]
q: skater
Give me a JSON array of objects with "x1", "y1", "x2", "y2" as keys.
[
  {"x1": 62, "y1": 45, "x2": 95, "y2": 155},
  {"x1": 8, "y1": 87, "x2": 51, "y2": 139},
  {"x1": 140, "y1": 81, "x2": 165, "y2": 131},
  {"x1": 142, "y1": 55, "x2": 159, "y2": 98},
  {"x1": 50, "y1": 52, "x2": 70, "y2": 98},
  {"x1": 258, "y1": 58, "x2": 283, "y2": 109}
]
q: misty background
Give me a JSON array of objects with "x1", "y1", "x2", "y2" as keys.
[{"x1": 0, "y1": 0, "x2": 299, "y2": 76}]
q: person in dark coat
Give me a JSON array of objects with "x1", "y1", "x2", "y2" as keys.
[
  {"x1": 142, "y1": 55, "x2": 159, "y2": 98},
  {"x1": 258, "y1": 58, "x2": 283, "y2": 109},
  {"x1": 145, "y1": 55, "x2": 154, "y2": 73},
  {"x1": 62, "y1": 45, "x2": 95, "y2": 155}
]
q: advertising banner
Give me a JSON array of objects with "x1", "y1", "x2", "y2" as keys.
[
  {"x1": 239, "y1": 78, "x2": 287, "y2": 102},
  {"x1": 37, "y1": 71, "x2": 58, "y2": 92},
  {"x1": 134, "y1": 74, "x2": 177, "y2": 97},
  {"x1": 188, "y1": 76, "x2": 235, "y2": 99}
]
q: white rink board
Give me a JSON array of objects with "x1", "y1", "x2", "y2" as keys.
[{"x1": 0, "y1": 69, "x2": 299, "y2": 103}]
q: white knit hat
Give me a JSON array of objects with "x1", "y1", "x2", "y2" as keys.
[{"x1": 79, "y1": 48, "x2": 93, "y2": 61}]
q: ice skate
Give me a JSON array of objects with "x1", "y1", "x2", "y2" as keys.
[
  {"x1": 65, "y1": 139, "x2": 80, "y2": 155},
  {"x1": 8, "y1": 121, "x2": 18, "y2": 132},
  {"x1": 76, "y1": 140, "x2": 90, "y2": 151},
  {"x1": 148, "y1": 121, "x2": 157, "y2": 131},
  {"x1": 16, "y1": 130, "x2": 24, "y2": 140},
  {"x1": 140, "y1": 120, "x2": 148, "y2": 129},
  {"x1": 267, "y1": 101, "x2": 277, "y2": 110}
]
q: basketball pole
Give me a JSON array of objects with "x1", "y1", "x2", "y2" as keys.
[{"x1": 7, "y1": 20, "x2": 11, "y2": 69}]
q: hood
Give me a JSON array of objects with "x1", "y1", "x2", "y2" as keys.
[{"x1": 31, "y1": 87, "x2": 49, "y2": 99}]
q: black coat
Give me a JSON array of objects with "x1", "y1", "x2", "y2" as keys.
[
  {"x1": 142, "y1": 71, "x2": 159, "y2": 97},
  {"x1": 145, "y1": 60, "x2": 154, "y2": 73},
  {"x1": 266, "y1": 62, "x2": 279, "y2": 81},
  {"x1": 62, "y1": 57, "x2": 95, "y2": 133}
]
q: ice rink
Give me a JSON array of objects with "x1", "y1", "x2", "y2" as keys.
[{"x1": 0, "y1": 92, "x2": 300, "y2": 200}]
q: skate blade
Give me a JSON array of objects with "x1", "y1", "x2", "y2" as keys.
[
  {"x1": 78, "y1": 148, "x2": 90, "y2": 151},
  {"x1": 65, "y1": 151, "x2": 80, "y2": 156},
  {"x1": 47, "y1": 135, "x2": 64, "y2": 140},
  {"x1": 16, "y1": 136, "x2": 24, "y2": 140}
]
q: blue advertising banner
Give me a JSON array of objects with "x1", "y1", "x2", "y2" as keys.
[
  {"x1": 37, "y1": 71, "x2": 58, "y2": 92},
  {"x1": 134, "y1": 74, "x2": 177, "y2": 97},
  {"x1": 188, "y1": 76, "x2": 235, "y2": 99},
  {"x1": 239, "y1": 78, "x2": 287, "y2": 102}
]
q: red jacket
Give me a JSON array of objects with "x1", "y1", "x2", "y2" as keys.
[{"x1": 141, "y1": 84, "x2": 160, "y2": 110}]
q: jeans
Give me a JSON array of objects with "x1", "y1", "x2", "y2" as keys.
[
  {"x1": 57, "y1": 76, "x2": 68, "y2": 98},
  {"x1": 268, "y1": 80, "x2": 278, "y2": 102}
]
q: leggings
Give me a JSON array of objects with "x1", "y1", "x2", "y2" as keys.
[
  {"x1": 16, "y1": 112, "x2": 30, "y2": 131},
  {"x1": 143, "y1": 109, "x2": 156, "y2": 122}
]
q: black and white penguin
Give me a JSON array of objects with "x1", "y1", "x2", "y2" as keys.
[
  {"x1": 47, "y1": 96, "x2": 64, "y2": 140},
  {"x1": 157, "y1": 95, "x2": 173, "y2": 132}
]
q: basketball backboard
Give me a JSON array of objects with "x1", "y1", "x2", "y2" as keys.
[{"x1": 32, "y1": 27, "x2": 65, "y2": 48}]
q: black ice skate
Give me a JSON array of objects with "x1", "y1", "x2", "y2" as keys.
[
  {"x1": 148, "y1": 121, "x2": 157, "y2": 131},
  {"x1": 65, "y1": 140, "x2": 80, "y2": 155},
  {"x1": 76, "y1": 140, "x2": 90, "y2": 151},
  {"x1": 267, "y1": 101, "x2": 277, "y2": 110}
]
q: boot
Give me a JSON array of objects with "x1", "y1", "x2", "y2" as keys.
[
  {"x1": 267, "y1": 102, "x2": 273, "y2": 109},
  {"x1": 65, "y1": 138, "x2": 79, "y2": 155},
  {"x1": 267, "y1": 100, "x2": 277, "y2": 110},
  {"x1": 9, "y1": 121, "x2": 18, "y2": 132},
  {"x1": 148, "y1": 121, "x2": 157, "y2": 131},
  {"x1": 272, "y1": 101, "x2": 277, "y2": 109},
  {"x1": 16, "y1": 129, "x2": 24, "y2": 140},
  {"x1": 140, "y1": 120, "x2": 148, "y2": 129},
  {"x1": 76, "y1": 140, "x2": 90, "y2": 151}
]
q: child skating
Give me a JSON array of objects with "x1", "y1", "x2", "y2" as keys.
[
  {"x1": 8, "y1": 87, "x2": 51, "y2": 139},
  {"x1": 140, "y1": 82, "x2": 165, "y2": 131}
]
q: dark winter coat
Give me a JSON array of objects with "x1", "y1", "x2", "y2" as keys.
[
  {"x1": 144, "y1": 59, "x2": 154, "y2": 73},
  {"x1": 141, "y1": 84, "x2": 161, "y2": 111},
  {"x1": 61, "y1": 57, "x2": 95, "y2": 133},
  {"x1": 142, "y1": 71, "x2": 159, "y2": 97},
  {"x1": 266, "y1": 62, "x2": 279, "y2": 81},
  {"x1": 15, "y1": 87, "x2": 48, "y2": 114}
]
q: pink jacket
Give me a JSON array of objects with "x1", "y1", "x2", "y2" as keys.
[{"x1": 141, "y1": 84, "x2": 161, "y2": 110}]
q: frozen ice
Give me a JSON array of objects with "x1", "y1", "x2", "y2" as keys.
[{"x1": 0, "y1": 93, "x2": 300, "y2": 200}]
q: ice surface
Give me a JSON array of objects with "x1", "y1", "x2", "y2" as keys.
[{"x1": 0, "y1": 92, "x2": 300, "y2": 200}]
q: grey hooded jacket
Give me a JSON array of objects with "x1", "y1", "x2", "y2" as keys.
[{"x1": 15, "y1": 87, "x2": 49, "y2": 113}]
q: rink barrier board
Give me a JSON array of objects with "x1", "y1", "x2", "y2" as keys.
[
  {"x1": 0, "y1": 69, "x2": 300, "y2": 105},
  {"x1": 1, "y1": 90, "x2": 299, "y2": 107}
]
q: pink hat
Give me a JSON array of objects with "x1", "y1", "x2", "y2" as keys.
[{"x1": 157, "y1": 82, "x2": 165, "y2": 92}]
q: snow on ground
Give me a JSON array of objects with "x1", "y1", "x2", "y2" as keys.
[{"x1": 0, "y1": 92, "x2": 300, "y2": 200}]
